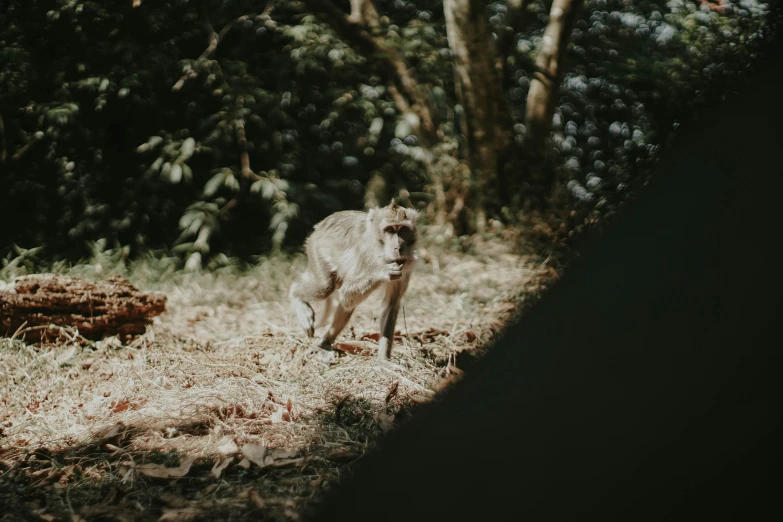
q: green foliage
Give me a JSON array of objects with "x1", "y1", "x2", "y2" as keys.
[
  {"x1": 0, "y1": 0, "x2": 772, "y2": 263},
  {"x1": 0, "y1": 0, "x2": 439, "y2": 262},
  {"x1": 494, "y1": 0, "x2": 769, "y2": 207}
]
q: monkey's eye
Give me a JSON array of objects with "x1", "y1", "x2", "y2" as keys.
[{"x1": 384, "y1": 226, "x2": 396, "y2": 234}]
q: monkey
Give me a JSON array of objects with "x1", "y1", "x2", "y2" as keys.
[{"x1": 289, "y1": 200, "x2": 418, "y2": 361}]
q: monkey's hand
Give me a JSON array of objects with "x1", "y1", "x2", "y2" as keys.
[{"x1": 385, "y1": 262, "x2": 404, "y2": 281}]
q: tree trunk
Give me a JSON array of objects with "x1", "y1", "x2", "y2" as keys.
[
  {"x1": 348, "y1": 0, "x2": 380, "y2": 28},
  {"x1": 524, "y1": 0, "x2": 583, "y2": 151},
  {"x1": 1, "y1": 275, "x2": 167, "y2": 343},
  {"x1": 443, "y1": 0, "x2": 512, "y2": 233}
]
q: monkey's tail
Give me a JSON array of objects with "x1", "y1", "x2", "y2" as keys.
[{"x1": 289, "y1": 284, "x2": 315, "y2": 337}]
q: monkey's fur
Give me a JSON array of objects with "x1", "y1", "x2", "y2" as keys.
[{"x1": 289, "y1": 200, "x2": 418, "y2": 360}]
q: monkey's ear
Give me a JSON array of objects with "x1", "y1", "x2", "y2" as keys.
[
  {"x1": 367, "y1": 208, "x2": 376, "y2": 228},
  {"x1": 389, "y1": 198, "x2": 398, "y2": 210}
]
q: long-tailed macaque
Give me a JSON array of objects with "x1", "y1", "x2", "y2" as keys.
[{"x1": 289, "y1": 200, "x2": 418, "y2": 360}]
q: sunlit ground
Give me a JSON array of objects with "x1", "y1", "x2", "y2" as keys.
[{"x1": 0, "y1": 226, "x2": 561, "y2": 521}]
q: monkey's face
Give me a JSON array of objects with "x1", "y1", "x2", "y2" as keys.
[
  {"x1": 369, "y1": 203, "x2": 418, "y2": 264},
  {"x1": 379, "y1": 222, "x2": 416, "y2": 263}
]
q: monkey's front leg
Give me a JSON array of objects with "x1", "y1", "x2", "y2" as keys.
[
  {"x1": 377, "y1": 272, "x2": 410, "y2": 360},
  {"x1": 378, "y1": 285, "x2": 401, "y2": 360},
  {"x1": 336, "y1": 262, "x2": 399, "y2": 311}
]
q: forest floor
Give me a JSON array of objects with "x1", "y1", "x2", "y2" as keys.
[{"x1": 0, "y1": 218, "x2": 569, "y2": 521}]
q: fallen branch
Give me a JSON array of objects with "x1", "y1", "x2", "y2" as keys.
[{"x1": 0, "y1": 275, "x2": 167, "y2": 343}]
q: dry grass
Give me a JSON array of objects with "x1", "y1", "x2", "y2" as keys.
[{"x1": 0, "y1": 228, "x2": 563, "y2": 521}]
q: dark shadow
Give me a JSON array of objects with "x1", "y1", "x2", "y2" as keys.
[
  {"x1": 306, "y1": 7, "x2": 783, "y2": 522},
  {"x1": 0, "y1": 395, "x2": 409, "y2": 521},
  {"x1": 0, "y1": 417, "x2": 342, "y2": 521}
]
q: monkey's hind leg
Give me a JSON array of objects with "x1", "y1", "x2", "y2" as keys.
[
  {"x1": 319, "y1": 303, "x2": 355, "y2": 350},
  {"x1": 289, "y1": 285, "x2": 315, "y2": 338},
  {"x1": 289, "y1": 270, "x2": 335, "y2": 338}
]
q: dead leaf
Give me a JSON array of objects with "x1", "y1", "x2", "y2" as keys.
[
  {"x1": 237, "y1": 458, "x2": 251, "y2": 470},
  {"x1": 376, "y1": 412, "x2": 395, "y2": 432},
  {"x1": 385, "y1": 381, "x2": 399, "y2": 403},
  {"x1": 241, "y1": 444, "x2": 267, "y2": 468},
  {"x1": 158, "y1": 492, "x2": 187, "y2": 508},
  {"x1": 333, "y1": 341, "x2": 373, "y2": 355},
  {"x1": 325, "y1": 448, "x2": 362, "y2": 462},
  {"x1": 110, "y1": 400, "x2": 141, "y2": 413},
  {"x1": 30, "y1": 467, "x2": 52, "y2": 479},
  {"x1": 285, "y1": 398, "x2": 293, "y2": 412},
  {"x1": 217, "y1": 437, "x2": 238, "y2": 455},
  {"x1": 241, "y1": 444, "x2": 302, "y2": 469},
  {"x1": 158, "y1": 507, "x2": 202, "y2": 522},
  {"x1": 57, "y1": 465, "x2": 75, "y2": 485},
  {"x1": 136, "y1": 456, "x2": 196, "y2": 479},
  {"x1": 265, "y1": 448, "x2": 298, "y2": 465},
  {"x1": 247, "y1": 488, "x2": 266, "y2": 510},
  {"x1": 465, "y1": 330, "x2": 477, "y2": 342},
  {"x1": 270, "y1": 406, "x2": 291, "y2": 423},
  {"x1": 359, "y1": 331, "x2": 402, "y2": 343},
  {"x1": 210, "y1": 456, "x2": 233, "y2": 479}
]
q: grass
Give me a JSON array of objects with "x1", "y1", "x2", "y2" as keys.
[{"x1": 0, "y1": 222, "x2": 566, "y2": 521}]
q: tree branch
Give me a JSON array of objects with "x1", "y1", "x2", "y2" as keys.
[
  {"x1": 348, "y1": 0, "x2": 380, "y2": 28},
  {"x1": 234, "y1": 98, "x2": 262, "y2": 183},
  {"x1": 302, "y1": 0, "x2": 437, "y2": 145},
  {"x1": 172, "y1": 1, "x2": 235, "y2": 93},
  {"x1": 524, "y1": 0, "x2": 584, "y2": 150},
  {"x1": 10, "y1": 132, "x2": 44, "y2": 162}
]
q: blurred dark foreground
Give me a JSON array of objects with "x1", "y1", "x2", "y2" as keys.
[{"x1": 308, "y1": 7, "x2": 783, "y2": 521}]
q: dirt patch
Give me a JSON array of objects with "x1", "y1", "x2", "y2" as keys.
[{"x1": 0, "y1": 233, "x2": 561, "y2": 521}]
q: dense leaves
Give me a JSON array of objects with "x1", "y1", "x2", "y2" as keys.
[
  {"x1": 499, "y1": 0, "x2": 769, "y2": 208},
  {"x1": 0, "y1": 0, "x2": 771, "y2": 263}
]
